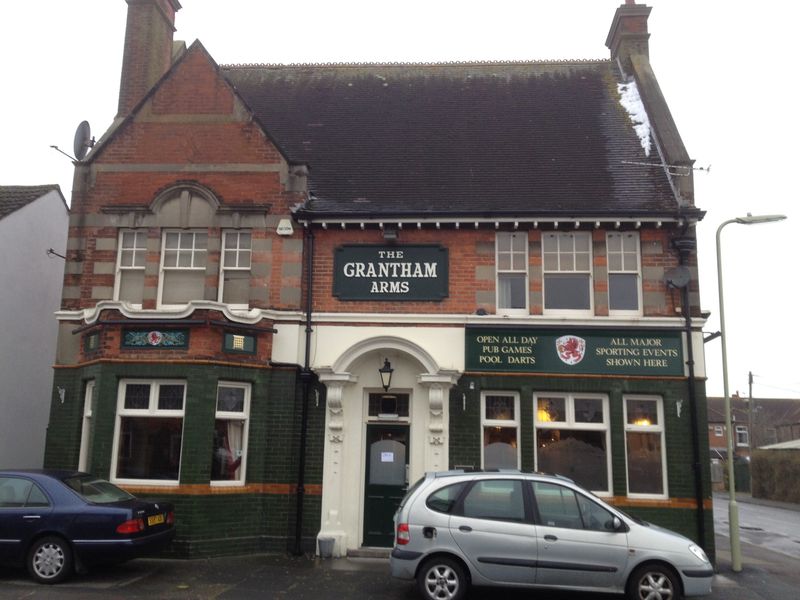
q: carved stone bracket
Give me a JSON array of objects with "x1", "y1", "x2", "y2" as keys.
[{"x1": 317, "y1": 370, "x2": 358, "y2": 446}]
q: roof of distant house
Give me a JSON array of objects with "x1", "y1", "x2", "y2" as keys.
[
  {"x1": 707, "y1": 396, "x2": 800, "y2": 426},
  {"x1": 222, "y1": 61, "x2": 686, "y2": 219},
  {"x1": 0, "y1": 185, "x2": 65, "y2": 221}
]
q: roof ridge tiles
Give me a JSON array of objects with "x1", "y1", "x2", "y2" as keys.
[{"x1": 220, "y1": 58, "x2": 610, "y2": 69}]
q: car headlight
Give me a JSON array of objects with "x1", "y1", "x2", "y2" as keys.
[{"x1": 688, "y1": 543, "x2": 709, "y2": 563}]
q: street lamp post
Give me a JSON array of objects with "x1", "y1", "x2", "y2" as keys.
[{"x1": 716, "y1": 213, "x2": 786, "y2": 572}]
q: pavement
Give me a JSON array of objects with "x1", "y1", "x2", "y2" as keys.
[{"x1": 1, "y1": 493, "x2": 797, "y2": 600}]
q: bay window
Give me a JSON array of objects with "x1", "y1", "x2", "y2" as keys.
[
  {"x1": 112, "y1": 380, "x2": 185, "y2": 484},
  {"x1": 212, "y1": 382, "x2": 250, "y2": 485}
]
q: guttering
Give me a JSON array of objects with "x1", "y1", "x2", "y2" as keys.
[{"x1": 294, "y1": 215, "x2": 706, "y2": 232}]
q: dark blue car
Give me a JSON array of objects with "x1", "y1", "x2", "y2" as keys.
[{"x1": 0, "y1": 469, "x2": 175, "y2": 583}]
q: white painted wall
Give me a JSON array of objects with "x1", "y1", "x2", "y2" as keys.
[{"x1": 0, "y1": 190, "x2": 68, "y2": 468}]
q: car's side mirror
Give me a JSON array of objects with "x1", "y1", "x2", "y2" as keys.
[{"x1": 612, "y1": 516, "x2": 624, "y2": 531}]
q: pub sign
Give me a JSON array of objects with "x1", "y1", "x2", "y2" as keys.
[
  {"x1": 466, "y1": 328, "x2": 684, "y2": 377},
  {"x1": 333, "y1": 245, "x2": 448, "y2": 301}
]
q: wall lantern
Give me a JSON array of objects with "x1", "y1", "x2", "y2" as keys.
[{"x1": 378, "y1": 358, "x2": 394, "y2": 392}]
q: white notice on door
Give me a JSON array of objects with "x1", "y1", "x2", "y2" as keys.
[{"x1": 381, "y1": 451, "x2": 394, "y2": 462}]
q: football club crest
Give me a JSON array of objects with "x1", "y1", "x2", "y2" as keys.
[{"x1": 556, "y1": 335, "x2": 586, "y2": 365}]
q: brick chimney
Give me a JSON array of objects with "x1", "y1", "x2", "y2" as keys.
[
  {"x1": 605, "y1": 1, "x2": 651, "y2": 76},
  {"x1": 117, "y1": 0, "x2": 182, "y2": 117}
]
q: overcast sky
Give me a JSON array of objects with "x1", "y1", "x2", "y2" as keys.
[{"x1": 2, "y1": 1, "x2": 797, "y2": 399}]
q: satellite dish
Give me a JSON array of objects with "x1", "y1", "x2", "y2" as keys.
[
  {"x1": 73, "y1": 120, "x2": 95, "y2": 161},
  {"x1": 665, "y1": 266, "x2": 691, "y2": 288}
]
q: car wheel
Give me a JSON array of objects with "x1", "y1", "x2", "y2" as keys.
[
  {"x1": 417, "y1": 556, "x2": 467, "y2": 600},
  {"x1": 627, "y1": 563, "x2": 682, "y2": 600},
  {"x1": 27, "y1": 536, "x2": 73, "y2": 584}
]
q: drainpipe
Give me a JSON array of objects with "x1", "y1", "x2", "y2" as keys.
[
  {"x1": 672, "y1": 234, "x2": 707, "y2": 551},
  {"x1": 293, "y1": 225, "x2": 315, "y2": 555}
]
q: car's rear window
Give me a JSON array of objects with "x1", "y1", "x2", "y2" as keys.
[
  {"x1": 63, "y1": 475, "x2": 135, "y2": 503},
  {"x1": 426, "y1": 482, "x2": 467, "y2": 513},
  {"x1": 398, "y1": 477, "x2": 425, "y2": 511}
]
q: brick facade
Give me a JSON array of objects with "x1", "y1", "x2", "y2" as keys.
[{"x1": 44, "y1": 0, "x2": 714, "y2": 564}]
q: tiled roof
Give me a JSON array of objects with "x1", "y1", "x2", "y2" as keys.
[
  {"x1": 0, "y1": 185, "x2": 62, "y2": 221},
  {"x1": 707, "y1": 397, "x2": 800, "y2": 425},
  {"x1": 222, "y1": 61, "x2": 678, "y2": 219}
]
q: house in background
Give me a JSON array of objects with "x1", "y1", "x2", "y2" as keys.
[
  {"x1": 707, "y1": 394, "x2": 800, "y2": 460},
  {"x1": 0, "y1": 185, "x2": 69, "y2": 468},
  {"x1": 44, "y1": 0, "x2": 714, "y2": 560}
]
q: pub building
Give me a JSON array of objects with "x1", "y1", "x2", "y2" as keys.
[{"x1": 45, "y1": 0, "x2": 712, "y2": 560}]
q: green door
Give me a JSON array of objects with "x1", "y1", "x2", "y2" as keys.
[{"x1": 363, "y1": 424, "x2": 409, "y2": 547}]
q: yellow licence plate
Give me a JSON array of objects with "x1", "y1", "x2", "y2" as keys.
[{"x1": 147, "y1": 513, "x2": 165, "y2": 526}]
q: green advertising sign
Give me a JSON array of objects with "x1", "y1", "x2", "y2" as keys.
[
  {"x1": 466, "y1": 328, "x2": 684, "y2": 376},
  {"x1": 333, "y1": 244, "x2": 448, "y2": 301}
]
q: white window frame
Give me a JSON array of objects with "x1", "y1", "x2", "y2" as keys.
[
  {"x1": 713, "y1": 425, "x2": 724, "y2": 437},
  {"x1": 218, "y1": 230, "x2": 252, "y2": 308},
  {"x1": 495, "y1": 232, "x2": 529, "y2": 316},
  {"x1": 623, "y1": 395, "x2": 668, "y2": 499},
  {"x1": 113, "y1": 229, "x2": 148, "y2": 308},
  {"x1": 606, "y1": 231, "x2": 642, "y2": 316},
  {"x1": 157, "y1": 229, "x2": 208, "y2": 308},
  {"x1": 533, "y1": 393, "x2": 611, "y2": 495},
  {"x1": 480, "y1": 392, "x2": 521, "y2": 469},
  {"x1": 211, "y1": 381, "x2": 251, "y2": 487},
  {"x1": 542, "y1": 231, "x2": 593, "y2": 316},
  {"x1": 735, "y1": 425, "x2": 750, "y2": 447},
  {"x1": 78, "y1": 380, "x2": 95, "y2": 472},
  {"x1": 110, "y1": 379, "x2": 186, "y2": 486}
]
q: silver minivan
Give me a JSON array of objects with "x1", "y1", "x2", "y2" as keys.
[{"x1": 390, "y1": 470, "x2": 712, "y2": 600}]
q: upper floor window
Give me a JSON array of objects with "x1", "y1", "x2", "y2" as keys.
[
  {"x1": 542, "y1": 232, "x2": 592, "y2": 314},
  {"x1": 735, "y1": 425, "x2": 749, "y2": 447},
  {"x1": 158, "y1": 230, "x2": 208, "y2": 307},
  {"x1": 218, "y1": 230, "x2": 251, "y2": 307},
  {"x1": 607, "y1": 232, "x2": 641, "y2": 314},
  {"x1": 114, "y1": 229, "x2": 147, "y2": 307},
  {"x1": 496, "y1": 232, "x2": 528, "y2": 315}
]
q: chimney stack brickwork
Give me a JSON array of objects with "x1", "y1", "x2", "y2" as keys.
[
  {"x1": 605, "y1": 2, "x2": 652, "y2": 76},
  {"x1": 117, "y1": 0, "x2": 182, "y2": 117}
]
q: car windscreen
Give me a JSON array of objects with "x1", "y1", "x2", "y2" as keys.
[{"x1": 63, "y1": 475, "x2": 135, "y2": 503}]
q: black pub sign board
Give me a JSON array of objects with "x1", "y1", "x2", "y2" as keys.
[{"x1": 333, "y1": 245, "x2": 449, "y2": 301}]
